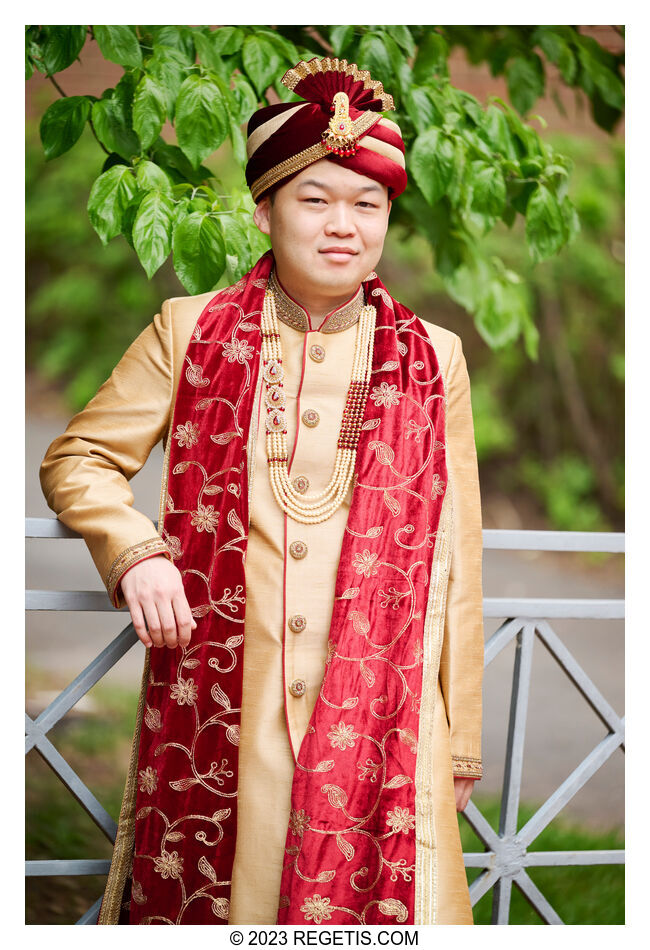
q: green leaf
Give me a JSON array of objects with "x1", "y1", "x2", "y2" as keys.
[
  {"x1": 505, "y1": 55, "x2": 545, "y2": 115},
  {"x1": 150, "y1": 26, "x2": 195, "y2": 65},
  {"x1": 37, "y1": 25, "x2": 87, "y2": 76},
  {"x1": 536, "y1": 28, "x2": 577, "y2": 85},
  {"x1": 211, "y1": 26, "x2": 245, "y2": 55},
  {"x1": 560, "y1": 196, "x2": 581, "y2": 246},
  {"x1": 220, "y1": 212, "x2": 253, "y2": 282},
  {"x1": 412, "y1": 31, "x2": 448, "y2": 84},
  {"x1": 386, "y1": 25, "x2": 415, "y2": 59},
  {"x1": 133, "y1": 74, "x2": 167, "y2": 150},
  {"x1": 256, "y1": 29, "x2": 299, "y2": 64},
  {"x1": 91, "y1": 95, "x2": 141, "y2": 160},
  {"x1": 481, "y1": 105, "x2": 518, "y2": 160},
  {"x1": 87, "y1": 164, "x2": 138, "y2": 244},
  {"x1": 242, "y1": 35, "x2": 283, "y2": 97},
  {"x1": 172, "y1": 212, "x2": 226, "y2": 294},
  {"x1": 576, "y1": 43, "x2": 624, "y2": 110},
  {"x1": 135, "y1": 160, "x2": 172, "y2": 195},
  {"x1": 175, "y1": 74, "x2": 229, "y2": 168},
  {"x1": 231, "y1": 74, "x2": 259, "y2": 125},
  {"x1": 470, "y1": 162, "x2": 507, "y2": 218},
  {"x1": 525, "y1": 183, "x2": 566, "y2": 262},
  {"x1": 410, "y1": 129, "x2": 455, "y2": 205},
  {"x1": 39, "y1": 96, "x2": 91, "y2": 160},
  {"x1": 93, "y1": 25, "x2": 143, "y2": 69},
  {"x1": 133, "y1": 191, "x2": 174, "y2": 277},
  {"x1": 404, "y1": 87, "x2": 442, "y2": 134},
  {"x1": 146, "y1": 47, "x2": 188, "y2": 122},
  {"x1": 330, "y1": 25, "x2": 355, "y2": 57},
  {"x1": 358, "y1": 32, "x2": 393, "y2": 85},
  {"x1": 475, "y1": 280, "x2": 524, "y2": 348}
]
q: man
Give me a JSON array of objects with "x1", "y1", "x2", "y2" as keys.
[{"x1": 40, "y1": 56, "x2": 484, "y2": 926}]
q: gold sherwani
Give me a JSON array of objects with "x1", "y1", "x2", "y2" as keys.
[{"x1": 40, "y1": 281, "x2": 484, "y2": 925}]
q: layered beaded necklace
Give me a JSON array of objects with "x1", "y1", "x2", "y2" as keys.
[{"x1": 260, "y1": 283, "x2": 377, "y2": 524}]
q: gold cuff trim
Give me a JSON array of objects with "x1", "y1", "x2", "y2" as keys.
[
  {"x1": 106, "y1": 537, "x2": 170, "y2": 606},
  {"x1": 250, "y1": 110, "x2": 381, "y2": 202},
  {"x1": 452, "y1": 755, "x2": 483, "y2": 779},
  {"x1": 281, "y1": 57, "x2": 395, "y2": 112}
]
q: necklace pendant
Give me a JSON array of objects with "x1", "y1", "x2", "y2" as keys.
[{"x1": 263, "y1": 359, "x2": 284, "y2": 385}]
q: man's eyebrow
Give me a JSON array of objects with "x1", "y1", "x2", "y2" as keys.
[{"x1": 296, "y1": 179, "x2": 384, "y2": 195}]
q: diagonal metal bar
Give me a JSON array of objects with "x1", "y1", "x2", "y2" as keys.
[
  {"x1": 535, "y1": 619, "x2": 625, "y2": 741},
  {"x1": 26, "y1": 859, "x2": 111, "y2": 877},
  {"x1": 30, "y1": 623, "x2": 138, "y2": 740},
  {"x1": 460, "y1": 800, "x2": 502, "y2": 853},
  {"x1": 500, "y1": 623, "x2": 535, "y2": 839},
  {"x1": 76, "y1": 895, "x2": 103, "y2": 925},
  {"x1": 517, "y1": 727, "x2": 624, "y2": 848},
  {"x1": 524, "y1": 850, "x2": 624, "y2": 866},
  {"x1": 514, "y1": 869, "x2": 564, "y2": 924},
  {"x1": 491, "y1": 876, "x2": 513, "y2": 925},
  {"x1": 468, "y1": 866, "x2": 502, "y2": 905},
  {"x1": 26, "y1": 723, "x2": 117, "y2": 841},
  {"x1": 484, "y1": 616, "x2": 526, "y2": 666}
]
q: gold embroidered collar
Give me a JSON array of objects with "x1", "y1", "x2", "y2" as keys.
[{"x1": 268, "y1": 269, "x2": 364, "y2": 334}]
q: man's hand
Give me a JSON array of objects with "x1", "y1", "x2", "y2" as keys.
[
  {"x1": 119, "y1": 555, "x2": 196, "y2": 650},
  {"x1": 454, "y1": 776, "x2": 475, "y2": 812}
]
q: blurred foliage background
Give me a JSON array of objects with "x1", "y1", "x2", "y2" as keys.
[{"x1": 26, "y1": 116, "x2": 624, "y2": 532}]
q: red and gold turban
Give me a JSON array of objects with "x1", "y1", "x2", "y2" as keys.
[{"x1": 245, "y1": 57, "x2": 407, "y2": 203}]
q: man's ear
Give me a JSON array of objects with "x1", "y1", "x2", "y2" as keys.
[
  {"x1": 253, "y1": 196, "x2": 272, "y2": 235},
  {"x1": 387, "y1": 198, "x2": 392, "y2": 219}
]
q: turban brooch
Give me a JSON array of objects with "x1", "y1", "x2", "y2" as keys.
[{"x1": 245, "y1": 56, "x2": 407, "y2": 203}]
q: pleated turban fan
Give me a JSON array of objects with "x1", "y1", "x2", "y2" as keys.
[{"x1": 245, "y1": 57, "x2": 408, "y2": 203}]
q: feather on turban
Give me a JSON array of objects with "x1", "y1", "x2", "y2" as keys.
[{"x1": 245, "y1": 57, "x2": 407, "y2": 203}]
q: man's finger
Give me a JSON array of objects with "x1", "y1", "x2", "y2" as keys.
[
  {"x1": 172, "y1": 594, "x2": 195, "y2": 648},
  {"x1": 156, "y1": 599, "x2": 178, "y2": 650},
  {"x1": 126, "y1": 598, "x2": 152, "y2": 648},
  {"x1": 142, "y1": 599, "x2": 164, "y2": 648}
]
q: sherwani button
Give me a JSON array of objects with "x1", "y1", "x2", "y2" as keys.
[
  {"x1": 292, "y1": 475, "x2": 310, "y2": 494},
  {"x1": 288, "y1": 614, "x2": 307, "y2": 633},
  {"x1": 289, "y1": 540, "x2": 308, "y2": 559},
  {"x1": 309, "y1": 344, "x2": 326, "y2": 363},
  {"x1": 289, "y1": 678, "x2": 306, "y2": 697},
  {"x1": 302, "y1": 409, "x2": 320, "y2": 428}
]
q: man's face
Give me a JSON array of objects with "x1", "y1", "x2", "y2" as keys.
[{"x1": 253, "y1": 159, "x2": 391, "y2": 298}]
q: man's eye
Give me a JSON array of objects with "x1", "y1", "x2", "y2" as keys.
[
  {"x1": 357, "y1": 201, "x2": 378, "y2": 209},
  {"x1": 304, "y1": 197, "x2": 325, "y2": 204}
]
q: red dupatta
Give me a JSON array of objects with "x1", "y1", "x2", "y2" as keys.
[{"x1": 123, "y1": 251, "x2": 447, "y2": 924}]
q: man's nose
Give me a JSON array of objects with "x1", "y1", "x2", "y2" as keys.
[{"x1": 324, "y1": 203, "x2": 355, "y2": 236}]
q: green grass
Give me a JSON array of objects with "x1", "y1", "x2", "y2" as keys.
[{"x1": 26, "y1": 684, "x2": 624, "y2": 924}]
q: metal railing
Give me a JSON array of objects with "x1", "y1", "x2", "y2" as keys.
[{"x1": 26, "y1": 519, "x2": 625, "y2": 925}]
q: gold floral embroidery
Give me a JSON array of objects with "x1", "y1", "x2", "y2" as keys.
[
  {"x1": 352, "y1": 549, "x2": 379, "y2": 578},
  {"x1": 173, "y1": 421, "x2": 200, "y2": 448},
  {"x1": 268, "y1": 269, "x2": 364, "y2": 333},
  {"x1": 138, "y1": 766, "x2": 158, "y2": 795},
  {"x1": 386, "y1": 805, "x2": 416, "y2": 834},
  {"x1": 153, "y1": 850, "x2": 184, "y2": 880},
  {"x1": 300, "y1": 893, "x2": 333, "y2": 924},
  {"x1": 327, "y1": 721, "x2": 359, "y2": 751},
  {"x1": 190, "y1": 504, "x2": 220, "y2": 533},
  {"x1": 288, "y1": 808, "x2": 311, "y2": 837},
  {"x1": 222, "y1": 338, "x2": 255, "y2": 363},
  {"x1": 370, "y1": 381, "x2": 402, "y2": 408},
  {"x1": 170, "y1": 678, "x2": 198, "y2": 706}
]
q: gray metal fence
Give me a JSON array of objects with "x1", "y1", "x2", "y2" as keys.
[{"x1": 26, "y1": 519, "x2": 624, "y2": 925}]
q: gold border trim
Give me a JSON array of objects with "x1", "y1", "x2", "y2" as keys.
[
  {"x1": 268, "y1": 269, "x2": 364, "y2": 333},
  {"x1": 106, "y1": 537, "x2": 169, "y2": 607},
  {"x1": 250, "y1": 111, "x2": 381, "y2": 202},
  {"x1": 452, "y1": 755, "x2": 483, "y2": 779},
  {"x1": 98, "y1": 305, "x2": 181, "y2": 924},
  {"x1": 281, "y1": 57, "x2": 395, "y2": 112},
  {"x1": 414, "y1": 371, "x2": 454, "y2": 926}
]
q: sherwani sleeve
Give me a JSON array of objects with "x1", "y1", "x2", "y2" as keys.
[
  {"x1": 439, "y1": 333, "x2": 484, "y2": 780},
  {"x1": 39, "y1": 301, "x2": 175, "y2": 608}
]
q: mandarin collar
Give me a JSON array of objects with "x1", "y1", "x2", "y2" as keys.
[{"x1": 268, "y1": 269, "x2": 365, "y2": 334}]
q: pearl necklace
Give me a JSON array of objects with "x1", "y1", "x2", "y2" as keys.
[{"x1": 260, "y1": 287, "x2": 376, "y2": 524}]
